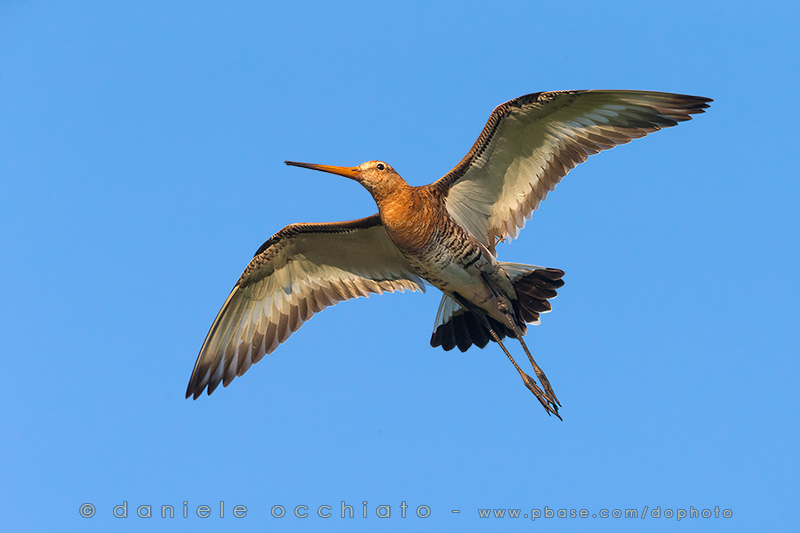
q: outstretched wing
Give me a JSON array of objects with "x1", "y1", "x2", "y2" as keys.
[
  {"x1": 186, "y1": 214, "x2": 425, "y2": 399},
  {"x1": 431, "y1": 90, "x2": 711, "y2": 252}
]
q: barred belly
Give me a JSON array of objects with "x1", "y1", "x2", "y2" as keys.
[{"x1": 399, "y1": 222, "x2": 512, "y2": 323}]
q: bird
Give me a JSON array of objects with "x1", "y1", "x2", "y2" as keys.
[{"x1": 185, "y1": 89, "x2": 711, "y2": 418}]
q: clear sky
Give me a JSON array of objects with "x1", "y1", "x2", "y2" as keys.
[{"x1": 2, "y1": 1, "x2": 798, "y2": 532}]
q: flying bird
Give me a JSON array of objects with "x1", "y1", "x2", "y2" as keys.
[{"x1": 186, "y1": 90, "x2": 711, "y2": 418}]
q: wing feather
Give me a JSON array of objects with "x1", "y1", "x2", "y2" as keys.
[
  {"x1": 432, "y1": 90, "x2": 711, "y2": 251},
  {"x1": 186, "y1": 214, "x2": 425, "y2": 399}
]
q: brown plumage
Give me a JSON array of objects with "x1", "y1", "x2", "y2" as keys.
[{"x1": 186, "y1": 89, "x2": 711, "y2": 418}]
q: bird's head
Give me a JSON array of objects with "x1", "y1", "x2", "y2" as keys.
[{"x1": 284, "y1": 160, "x2": 407, "y2": 200}]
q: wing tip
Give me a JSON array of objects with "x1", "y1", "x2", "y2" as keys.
[
  {"x1": 185, "y1": 383, "x2": 203, "y2": 400},
  {"x1": 185, "y1": 375, "x2": 208, "y2": 400}
]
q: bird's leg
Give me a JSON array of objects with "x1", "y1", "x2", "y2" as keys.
[
  {"x1": 485, "y1": 326, "x2": 561, "y2": 419},
  {"x1": 449, "y1": 291, "x2": 559, "y2": 418},
  {"x1": 479, "y1": 273, "x2": 561, "y2": 410},
  {"x1": 495, "y1": 294, "x2": 561, "y2": 408},
  {"x1": 469, "y1": 311, "x2": 559, "y2": 419}
]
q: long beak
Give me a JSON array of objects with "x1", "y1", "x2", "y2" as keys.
[{"x1": 285, "y1": 161, "x2": 361, "y2": 181}]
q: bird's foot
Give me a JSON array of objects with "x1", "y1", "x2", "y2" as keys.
[
  {"x1": 521, "y1": 371, "x2": 562, "y2": 420},
  {"x1": 532, "y1": 369, "x2": 561, "y2": 408}
]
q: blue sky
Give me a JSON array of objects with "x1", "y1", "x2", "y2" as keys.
[{"x1": 2, "y1": 1, "x2": 798, "y2": 531}]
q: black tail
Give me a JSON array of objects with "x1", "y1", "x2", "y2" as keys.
[
  {"x1": 512, "y1": 267, "x2": 565, "y2": 326},
  {"x1": 430, "y1": 267, "x2": 564, "y2": 352}
]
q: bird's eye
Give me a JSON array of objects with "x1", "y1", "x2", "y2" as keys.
[{"x1": 376, "y1": 163, "x2": 385, "y2": 171}]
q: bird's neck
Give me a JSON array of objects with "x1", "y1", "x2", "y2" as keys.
[
  {"x1": 371, "y1": 180, "x2": 415, "y2": 219},
  {"x1": 372, "y1": 183, "x2": 442, "y2": 255}
]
